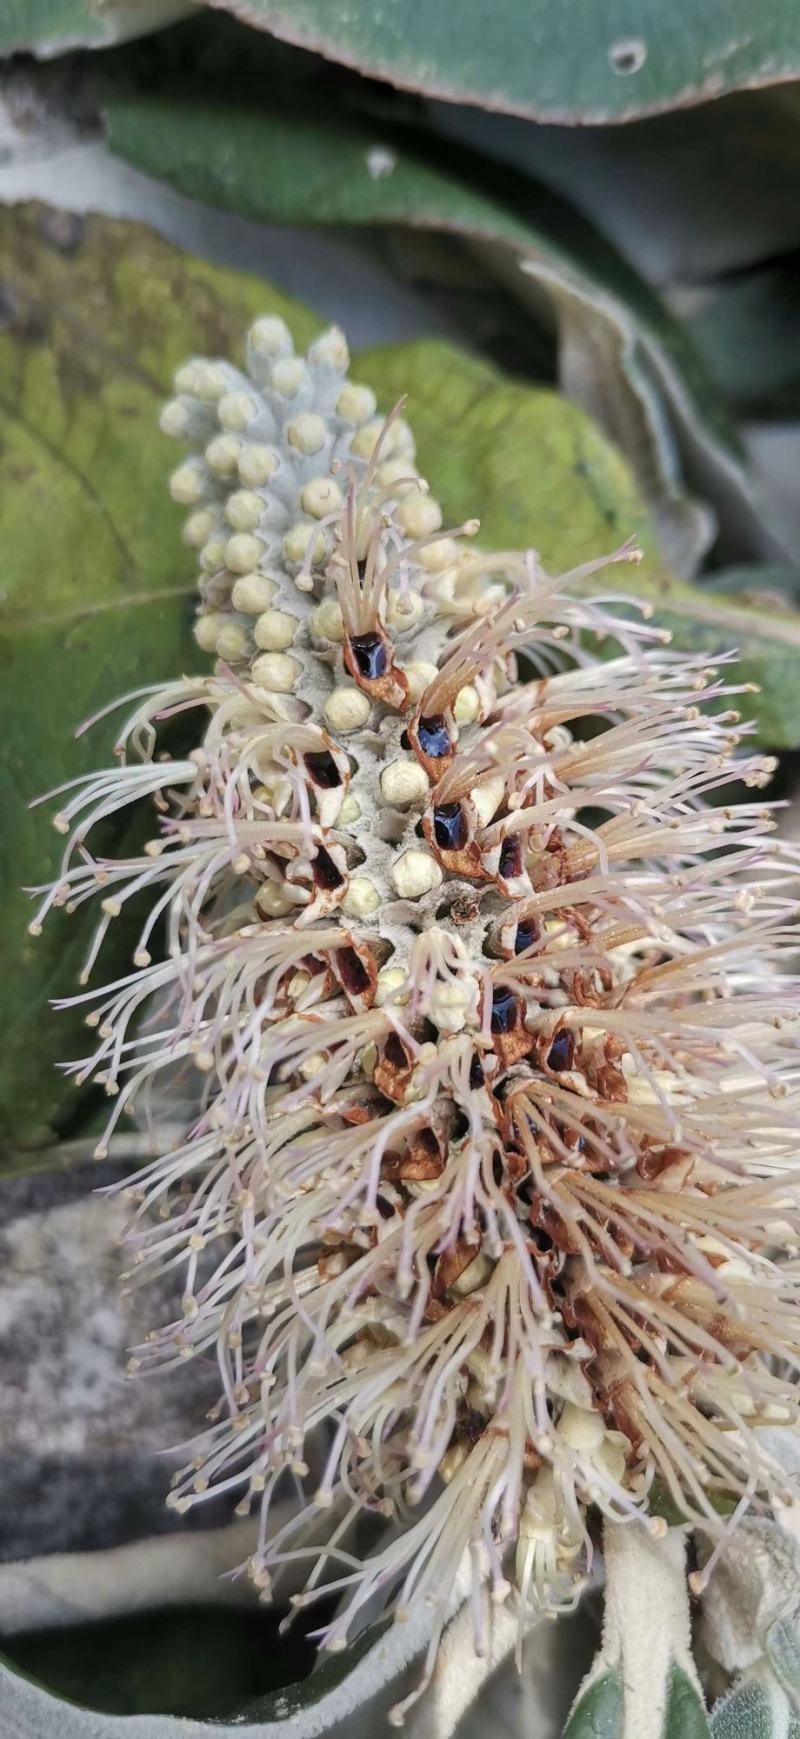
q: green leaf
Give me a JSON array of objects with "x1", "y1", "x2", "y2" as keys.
[
  {"x1": 563, "y1": 1668, "x2": 624, "y2": 1738},
  {"x1": 105, "y1": 89, "x2": 774, "y2": 579},
  {"x1": 0, "y1": 0, "x2": 190, "y2": 55},
  {"x1": 356, "y1": 339, "x2": 800, "y2": 751},
  {"x1": 665, "y1": 1665, "x2": 712, "y2": 1738},
  {"x1": 576, "y1": 570, "x2": 800, "y2": 751},
  {"x1": 687, "y1": 264, "x2": 800, "y2": 414},
  {"x1": 0, "y1": 1608, "x2": 411, "y2": 1734},
  {"x1": 711, "y1": 1679, "x2": 775, "y2": 1738},
  {"x1": 0, "y1": 201, "x2": 319, "y2": 1160},
  {"x1": 0, "y1": 1605, "x2": 316, "y2": 1719},
  {"x1": 181, "y1": 0, "x2": 800, "y2": 126},
  {"x1": 355, "y1": 339, "x2": 660, "y2": 578}
]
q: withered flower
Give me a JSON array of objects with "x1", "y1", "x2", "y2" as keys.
[{"x1": 33, "y1": 319, "x2": 800, "y2": 1723}]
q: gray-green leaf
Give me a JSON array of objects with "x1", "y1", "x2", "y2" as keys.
[
  {"x1": 104, "y1": 90, "x2": 776, "y2": 579},
  {"x1": 0, "y1": 201, "x2": 319, "y2": 1161},
  {"x1": 665, "y1": 1664, "x2": 712, "y2": 1738},
  {"x1": 563, "y1": 1668, "x2": 624, "y2": 1738},
  {"x1": 766, "y1": 1619, "x2": 800, "y2": 1707},
  {"x1": 181, "y1": 0, "x2": 800, "y2": 126},
  {"x1": 0, "y1": 0, "x2": 190, "y2": 56},
  {"x1": 711, "y1": 1679, "x2": 776, "y2": 1738}
]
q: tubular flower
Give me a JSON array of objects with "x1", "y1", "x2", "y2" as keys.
[{"x1": 33, "y1": 319, "x2": 800, "y2": 1719}]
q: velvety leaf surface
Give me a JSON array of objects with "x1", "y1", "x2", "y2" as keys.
[
  {"x1": 0, "y1": 0, "x2": 190, "y2": 55},
  {"x1": 0, "y1": 202, "x2": 318, "y2": 1157},
  {"x1": 199, "y1": 0, "x2": 800, "y2": 124},
  {"x1": 563, "y1": 1668, "x2": 624, "y2": 1738},
  {"x1": 710, "y1": 1678, "x2": 775, "y2": 1737},
  {"x1": 105, "y1": 90, "x2": 773, "y2": 578},
  {"x1": 665, "y1": 1665, "x2": 712, "y2": 1738}
]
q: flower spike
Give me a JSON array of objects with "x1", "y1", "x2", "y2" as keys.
[{"x1": 34, "y1": 318, "x2": 800, "y2": 1721}]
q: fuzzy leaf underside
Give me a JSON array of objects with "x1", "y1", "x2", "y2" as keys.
[
  {"x1": 104, "y1": 89, "x2": 773, "y2": 579},
  {"x1": 200, "y1": 0, "x2": 800, "y2": 126},
  {"x1": 665, "y1": 1665, "x2": 712, "y2": 1737},
  {"x1": 710, "y1": 1679, "x2": 776, "y2": 1738},
  {"x1": 563, "y1": 1667, "x2": 624, "y2": 1737}
]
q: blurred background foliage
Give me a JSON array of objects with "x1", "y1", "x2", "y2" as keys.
[{"x1": 3, "y1": 3, "x2": 800, "y2": 1731}]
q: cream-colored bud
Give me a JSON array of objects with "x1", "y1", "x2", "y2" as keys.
[
  {"x1": 248, "y1": 315, "x2": 292, "y2": 359},
  {"x1": 301, "y1": 477, "x2": 343, "y2": 519},
  {"x1": 218, "y1": 392, "x2": 259, "y2": 431},
  {"x1": 288, "y1": 970, "x2": 311, "y2": 1000},
  {"x1": 299, "y1": 1051, "x2": 328, "y2": 1081},
  {"x1": 253, "y1": 609, "x2": 296, "y2": 652},
  {"x1": 215, "y1": 623, "x2": 251, "y2": 662},
  {"x1": 287, "y1": 413, "x2": 328, "y2": 456},
  {"x1": 404, "y1": 661, "x2": 439, "y2": 703},
  {"x1": 231, "y1": 574, "x2": 277, "y2": 615},
  {"x1": 238, "y1": 444, "x2": 279, "y2": 488},
  {"x1": 341, "y1": 877, "x2": 381, "y2": 918},
  {"x1": 159, "y1": 398, "x2": 191, "y2": 437},
  {"x1": 284, "y1": 521, "x2": 328, "y2": 566},
  {"x1": 225, "y1": 490, "x2": 263, "y2": 532},
  {"x1": 380, "y1": 759, "x2": 429, "y2": 806},
  {"x1": 385, "y1": 589, "x2": 425, "y2": 631},
  {"x1": 395, "y1": 490, "x2": 442, "y2": 538},
  {"x1": 271, "y1": 358, "x2": 306, "y2": 398},
  {"x1": 205, "y1": 433, "x2": 242, "y2": 475},
  {"x1": 338, "y1": 794, "x2": 362, "y2": 824},
  {"x1": 429, "y1": 979, "x2": 478, "y2": 1036},
  {"x1": 311, "y1": 600, "x2": 345, "y2": 641},
  {"x1": 471, "y1": 777, "x2": 505, "y2": 829},
  {"x1": 199, "y1": 538, "x2": 228, "y2": 573},
  {"x1": 173, "y1": 361, "x2": 203, "y2": 395},
  {"x1": 193, "y1": 363, "x2": 228, "y2": 403},
  {"x1": 256, "y1": 881, "x2": 294, "y2": 919},
  {"x1": 169, "y1": 460, "x2": 209, "y2": 505},
  {"x1": 419, "y1": 538, "x2": 463, "y2": 572},
  {"x1": 424, "y1": 569, "x2": 460, "y2": 609},
  {"x1": 438, "y1": 1442, "x2": 471, "y2": 1484},
  {"x1": 324, "y1": 686, "x2": 371, "y2": 733},
  {"x1": 226, "y1": 533, "x2": 266, "y2": 573},
  {"x1": 251, "y1": 652, "x2": 301, "y2": 692},
  {"x1": 454, "y1": 684, "x2": 480, "y2": 724},
  {"x1": 374, "y1": 456, "x2": 419, "y2": 495},
  {"x1": 351, "y1": 419, "x2": 384, "y2": 459},
  {"x1": 380, "y1": 418, "x2": 414, "y2": 458},
  {"x1": 390, "y1": 849, "x2": 443, "y2": 899},
  {"x1": 194, "y1": 612, "x2": 225, "y2": 653},
  {"x1": 375, "y1": 967, "x2": 409, "y2": 1006},
  {"x1": 182, "y1": 508, "x2": 217, "y2": 549},
  {"x1": 473, "y1": 583, "x2": 508, "y2": 617},
  {"x1": 557, "y1": 1404, "x2": 605, "y2": 1452},
  {"x1": 310, "y1": 326, "x2": 349, "y2": 371},
  {"x1": 336, "y1": 383, "x2": 376, "y2": 424},
  {"x1": 450, "y1": 1251, "x2": 492, "y2": 1297}
]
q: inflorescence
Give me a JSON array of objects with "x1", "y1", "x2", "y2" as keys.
[{"x1": 32, "y1": 319, "x2": 800, "y2": 1721}]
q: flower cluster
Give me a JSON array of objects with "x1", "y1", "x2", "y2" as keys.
[{"x1": 33, "y1": 319, "x2": 800, "y2": 1720}]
